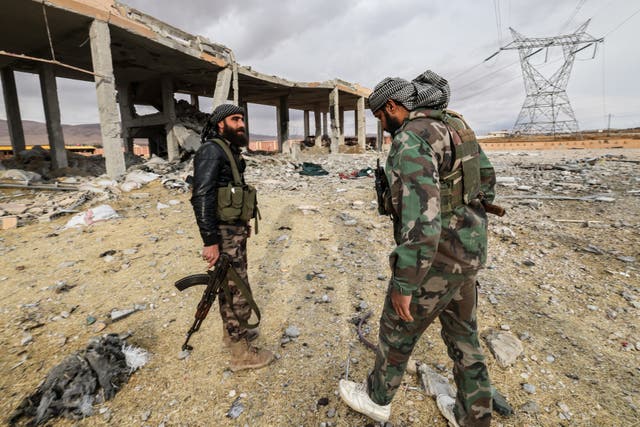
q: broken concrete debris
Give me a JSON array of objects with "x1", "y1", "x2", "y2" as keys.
[
  {"x1": 64, "y1": 204, "x2": 119, "y2": 229},
  {"x1": 110, "y1": 304, "x2": 146, "y2": 322},
  {"x1": 484, "y1": 330, "x2": 525, "y2": 368}
]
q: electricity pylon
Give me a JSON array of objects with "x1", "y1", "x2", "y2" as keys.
[{"x1": 498, "y1": 20, "x2": 602, "y2": 136}]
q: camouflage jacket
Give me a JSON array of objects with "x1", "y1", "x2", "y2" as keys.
[{"x1": 385, "y1": 109, "x2": 496, "y2": 295}]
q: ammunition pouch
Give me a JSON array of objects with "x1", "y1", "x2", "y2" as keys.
[{"x1": 217, "y1": 184, "x2": 258, "y2": 222}]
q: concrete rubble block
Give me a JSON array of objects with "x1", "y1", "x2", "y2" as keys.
[
  {"x1": 120, "y1": 170, "x2": 160, "y2": 192},
  {"x1": 0, "y1": 169, "x2": 42, "y2": 182},
  {"x1": 1, "y1": 216, "x2": 18, "y2": 230},
  {"x1": 0, "y1": 203, "x2": 29, "y2": 215},
  {"x1": 172, "y1": 124, "x2": 202, "y2": 153},
  {"x1": 484, "y1": 330, "x2": 524, "y2": 368}
]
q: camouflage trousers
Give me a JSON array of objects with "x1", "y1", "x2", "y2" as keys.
[
  {"x1": 218, "y1": 224, "x2": 254, "y2": 342},
  {"x1": 368, "y1": 269, "x2": 492, "y2": 427}
]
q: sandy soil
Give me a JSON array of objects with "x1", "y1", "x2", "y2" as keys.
[{"x1": 1, "y1": 148, "x2": 639, "y2": 426}]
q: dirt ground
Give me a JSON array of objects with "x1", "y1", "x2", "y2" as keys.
[{"x1": 1, "y1": 148, "x2": 639, "y2": 427}]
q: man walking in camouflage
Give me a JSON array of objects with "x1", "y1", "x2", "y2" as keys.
[
  {"x1": 339, "y1": 70, "x2": 497, "y2": 426},
  {"x1": 191, "y1": 104, "x2": 273, "y2": 371}
]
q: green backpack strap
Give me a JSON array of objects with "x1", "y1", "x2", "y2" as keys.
[{"x1": 211, "y1": 138, "x2": 243, "y2": 185}]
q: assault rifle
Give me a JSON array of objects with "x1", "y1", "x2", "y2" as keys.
[
  {"x1": 374, "y1": 159, "x2": 390, "y2": 216},
  {"x1": 175, "y1": 253, "x2": 260, "y2": 351}
]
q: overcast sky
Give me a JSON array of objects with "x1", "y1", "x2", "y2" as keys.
[{"x1": 1, "y1": 0, "x2": 639, "y2": 136}]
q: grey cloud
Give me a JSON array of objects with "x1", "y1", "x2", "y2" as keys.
[{"x1": 2, "y1": 1, "x2": 639, "y2": 132}]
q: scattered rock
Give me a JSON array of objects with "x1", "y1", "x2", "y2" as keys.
[
  {"x1": 226, "y1": 397, "x2": 244, "y2": 419},
  {"x1": 285, "y1": 326, "x2": 300, "y2": 338},
  {"x1": 484, "y1": 330, "x2": 524, "y2": 367},
  {"x1": 520, "y1": 400, "x2": 540, "y2": 414}
]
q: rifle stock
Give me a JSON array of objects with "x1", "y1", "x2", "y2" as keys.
[{"x1": 482, "y1": 201, "x2": 506, "y2": 217}]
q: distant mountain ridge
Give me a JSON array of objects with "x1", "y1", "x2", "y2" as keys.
[
  {"x1": 0, "y1": 119, "x2": 102, "y2": 146},
  {"x1": 0, "y1": 119, "x2": 278, "y2": 146}
]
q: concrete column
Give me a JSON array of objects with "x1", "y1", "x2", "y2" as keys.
[
  {"x1": 314, "y1": 109, "x2": 321, "y2": 145},
  {"x1": 89, "y1": 19, "x2": 125, "y2": 177},
  {"x1": 212, "y1": 68, "x2": 232, "y2": 110},
  {"x1": 241, "y1": 100, "x2": 250, "y2": 141},
  {"x1": 356, "y1": 96, "x2": 366, "y2": 150},
  {"x1": 162, "y1": 76, "x2": 179, "y2": 161},
  {"x1": 322, "y1": 112, "x2": 328, "y2": 135},
  {"x1": 38, "y1": 64, "x2": 68, "y2": 169},
  {"x1": 303, "y1": 110, "x2": 310, "y2": 138},
  {"x1": 190, "y1": 94, "x2": 199, "y2": 110},
  {"x1": 339, "y1": 107, "x2": 345, "y2": 146},
  {"x1": 377, "y1": 120, "x2": 383, "y2": 152},
  {"x1": 276, "y1": 95, "x2": 289, "y2": 153},
  {"x1": 117, "y1": 82, "x2": 135, "y2": 153},
  {"x1": 329, "y1": 87, "x2": 340, "y2": 153},
  {"x1": 0, "y1": 68, "x2": 26, "y2": 154}
]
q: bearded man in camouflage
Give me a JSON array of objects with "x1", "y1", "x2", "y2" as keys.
[{"x1": 339, "y1": 70, "x2": 496, "y2": 427}]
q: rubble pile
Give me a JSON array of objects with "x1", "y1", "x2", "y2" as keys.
[
  {"x1": 0, "y1": 146, "x2": 143, "y2": 179},
  {"x1": 174, "y1": 99, "x2": 208, "y2": 134},
  {"x1": 0, "y1": 153, "x2": 194, "y2": 228}
]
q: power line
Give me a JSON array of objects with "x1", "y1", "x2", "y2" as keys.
[
  {"x1": 590, "y1": 0, "x2": 618, "y2": 22},
  {"x1": 454, "y1": 73, "x2": 521, "y2": 103},
  {"x1": 604, "y1": 7, "x2": 640, "y2": 37},
  {"x1": 454, "y1": 59, "x2": 520, "y2": 92},
  {"x1": 558, "y1": 0, "x2": 587, "y2": 35},
  {"x1": 455, "y1": 55, "x2": 565, "y2": 104},
  {"x1": 450, "y1": 61, "x2": 487, "y2": 81},
  {"x1": 493, "y1": 0, "x2": 503, "y2": 45}
]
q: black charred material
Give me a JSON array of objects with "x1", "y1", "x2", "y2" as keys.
[{"x1": 9, "y1": 334, "x2": 132, "y2": 426}]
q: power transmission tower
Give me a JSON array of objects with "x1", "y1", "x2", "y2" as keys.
[{"x1": 499, "y1": 20, "x2": 602, "y2": 136}]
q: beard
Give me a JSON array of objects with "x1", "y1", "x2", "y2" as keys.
[
  {"x1": 222, "y1": 124, "x2": 248, "y2": 147},
  {"x1": 383, "y1": 110, "x2": 403, "y2": 134}
]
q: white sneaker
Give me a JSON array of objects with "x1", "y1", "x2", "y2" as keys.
[
  {"x1": 436, "y1": 394, "x2": 460, "y2": 427},
  {"x1": 339, "y1": 379, "x2": 391, "y2": 423}
]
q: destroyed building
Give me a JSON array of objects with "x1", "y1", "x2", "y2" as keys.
[{"x1": 0, "y1": 0, "x2": 377, "y2": 178}]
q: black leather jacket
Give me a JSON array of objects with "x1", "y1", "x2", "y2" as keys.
[{"x1": 190, "y1": 137, "x2": 246, "y2": 246}]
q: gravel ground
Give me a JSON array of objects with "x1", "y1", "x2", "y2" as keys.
[{"x1": 1, "y1": 148, "x2": 638, "y2": 426}]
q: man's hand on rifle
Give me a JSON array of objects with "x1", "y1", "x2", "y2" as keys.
[{"x1": 202, "y1": 244, "x2": 220, "y2": 269}]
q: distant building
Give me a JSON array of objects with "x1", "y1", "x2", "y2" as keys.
[{"x1": 487, "y1": 130, "x2": 510, "y2": 138}]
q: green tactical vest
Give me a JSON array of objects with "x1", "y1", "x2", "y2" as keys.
[
  {"x1": 211, "y1": 139, "x2": 260, "y2": 231},
  {"x1": 419, "y1": 109, "x2": 482, "y2": 214}
]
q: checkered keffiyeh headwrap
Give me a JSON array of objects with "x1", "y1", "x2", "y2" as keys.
[
  {"x1": 210, "y1": 103, "x2": 245, "y2": 125},
  {"x1": 368, "y1": 70, "x2": 450, "y2": 113}
]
